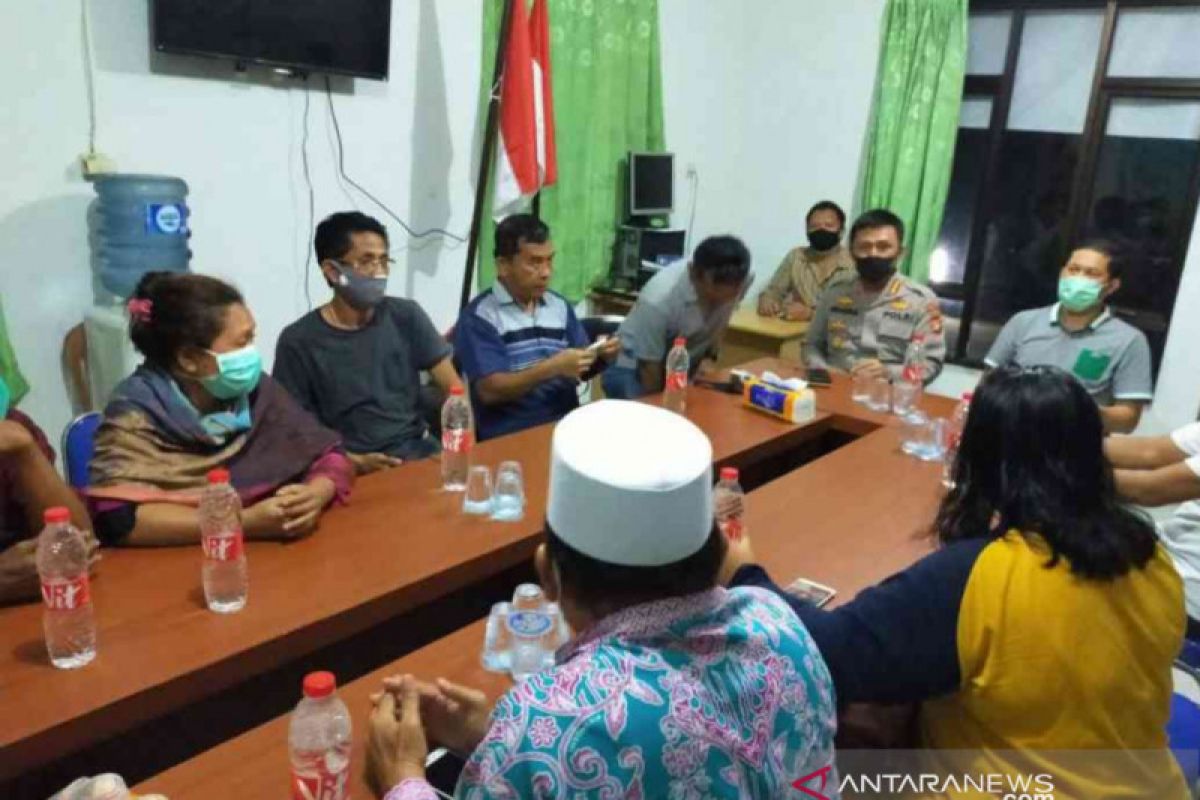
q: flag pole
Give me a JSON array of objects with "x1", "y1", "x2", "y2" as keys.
[{"x1": 460, "y1": 0, "x2": 518, "y2": 312}]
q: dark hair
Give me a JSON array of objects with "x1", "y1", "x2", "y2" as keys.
[
  {"x1": 806, "y1": 201, "x2": 847, "y2": 230},
  {"x1": 692, "y1": 235, "x2": 751, "y2": 286},
  {"x1": 1072, "y1": 238, "x2": 1125, "y2": 280},
  {"x1": 849, "y1": 208, "x2": 905, "y2": 246},
  {"x1": 545, "y1": 523, "x2": 725, "y2": 616},
  {"x1": 935, "y1": 365, "x2": 1157, "y2": 580},
  {"x1": 314, "y1": 211, "x2": 388, "y2": 263},
  {"x1": 128, "y1": 272, "x2": 244, "y2": 368},
  {"x1": 494, "y1": 214, "x2": 550, "y2": 259}
]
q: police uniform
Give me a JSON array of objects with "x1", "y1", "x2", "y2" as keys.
[{"x1": 804, "y1": 273, "x2": 946, "y2": 383}]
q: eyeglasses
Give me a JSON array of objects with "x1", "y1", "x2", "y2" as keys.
[{"x1": 337, "y1": 257, "x2": 394, "y2": 278}]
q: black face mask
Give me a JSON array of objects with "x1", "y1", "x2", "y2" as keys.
[
  {"x1": 807, "y1": 229, "x2": 841, "y2": 252},
  {"x1": 855, "y1": 256, "x2": 896, "y2": 284}
]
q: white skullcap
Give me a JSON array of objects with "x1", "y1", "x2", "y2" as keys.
[{"x1": 547, "y1": 400, "x2": 713, "y2": 566}]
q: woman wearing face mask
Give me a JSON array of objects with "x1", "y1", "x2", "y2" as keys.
[
  {"x1": 757, "y1": 200, "x2": 855, "y2": 321},
  {"x1": 88, "y1": 272, "x2": 354, "y2": 546}
]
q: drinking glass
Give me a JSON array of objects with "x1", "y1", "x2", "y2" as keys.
[
  {"x1": 491, "y1": 461, "x2": 525, "y2": 522},
  {"x1": 462, "y1": 465, "x2": 494, "y2": 516},
  {"x1": 866, "y1": 376, "x2": 891, "y2": 412},
  {"x1": 481, "y1": 602, "x2": 512, "y2": 672}
]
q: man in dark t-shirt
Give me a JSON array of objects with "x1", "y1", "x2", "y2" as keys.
[{"x1": 274, "y1": 212, "x2": 461, "y2": 474}]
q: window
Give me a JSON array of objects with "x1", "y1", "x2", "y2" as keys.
[{"x1": 935, "y1": 2, "x2": 1200, "y2": 371}]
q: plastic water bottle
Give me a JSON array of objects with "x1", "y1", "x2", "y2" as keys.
[
  {"x1": 441, "y1": 386, "x2": 473, "y2": 492},
  {"x1": 509, "y1": 583, "x2": 552, "y2": 679},
  {"x1": 289, "y1": 671, "x2": 352, "y2": 800},
  {"x1": 714, "y1": 467, "x2": 746, "y2": 541},
  {"x1": 199, "y1": 468, "x2": 248, "y2": 614},
  {"x1": 900, "y1": 333, "x2": 927, "y2": 401},
  {"x1": 663, "y1": 337, "x2": 690, "y2": 414},
  {"x1": 941, "y1": 392, "x2": 973, "y2": 489},
  {"x1": 901, "y1": 333, "x2": 927, "y2": 383},
  {"x1": 36, "y1": 508, "x2": 97, "y2": 669},
  {"x1": 90, "y1": 174, "x2": 191, "y2": 301}
]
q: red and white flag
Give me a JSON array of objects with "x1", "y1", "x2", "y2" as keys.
[{"x1": 493, "y1": 0, "x2": 557, "y2": 218}]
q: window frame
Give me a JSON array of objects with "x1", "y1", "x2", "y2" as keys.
[{"x1": 949, "y1": 0, "x2": 1200, "y2": 363}]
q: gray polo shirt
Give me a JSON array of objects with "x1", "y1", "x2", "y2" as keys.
[
  {"x1": 615, "y1": 260, "x2": 746, "y2": 372},
  {"x1": 984, "y1": 303, "x2": 1153, "y2": 405}
]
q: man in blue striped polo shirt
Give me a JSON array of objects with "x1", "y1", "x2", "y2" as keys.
[{"x1": 455, "y1": 215, "x2": 621, "y2": 441}]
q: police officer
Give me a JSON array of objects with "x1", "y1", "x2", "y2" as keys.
[{"x1": 804, "y1": 209, "x2": 945, "y2": 384}]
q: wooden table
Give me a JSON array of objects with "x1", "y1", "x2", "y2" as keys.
[
  {"x1": 718, "y1": 308, "x2": 809, "y2": 368},
  {"x1": 0, "y1": 370, "x2": 846, "y2": 782},
  {"x1": 136, "y1": 392, "x2": 951, "y2": 799}
]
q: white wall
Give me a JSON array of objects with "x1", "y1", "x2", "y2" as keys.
[
  {"x1": 1, "y1": 0, "x2": 483, "y2": 443},
  {"x1": 3, "y1": 0, "x2": 886, "y2": 444},
  {"x1": 659, "y1": 0, "x2": 886, "y2": 302}
]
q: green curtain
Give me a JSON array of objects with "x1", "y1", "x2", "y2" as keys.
[
  {"x1": 0, "y1": 298, "x2": 29, "y2": 405},
  {"x1": 477, "y1": 0, "x2": 665, "y2": 302},
  {"x1": 860, "y1": 0, "x2": 967, "y2": 284}
]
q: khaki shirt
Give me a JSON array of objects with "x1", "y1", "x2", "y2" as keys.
[
  {"x1": 758, "y1": 245, "x2": 856, "y2": 314},
  {"x1": 804, "y1": 273, "x2": 946, "y2": 383}
]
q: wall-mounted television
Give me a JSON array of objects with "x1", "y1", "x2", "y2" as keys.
[{"x1": 153, "y1": 0, "x2": 393, "y2": 81}]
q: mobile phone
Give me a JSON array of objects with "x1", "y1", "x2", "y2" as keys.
[
  {"x1": 427, "y1": 748, "x2": 466, "y2": 797},
  {"x1": 805, "y1": 368, "x2": 833, "y2": 387},
  {"x1": 786, "y1": 577, "x2": 837, "y2": 608}
]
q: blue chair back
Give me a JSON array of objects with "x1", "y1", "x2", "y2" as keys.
[{"x1": 62, "y1": 412, "x2": 102, "y2": 489}]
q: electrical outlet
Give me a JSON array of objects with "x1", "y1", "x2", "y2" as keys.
[
  {"x1": 686, "y1": 162, "x2": 698, "y2": 178},
  {"x1": 81, "y1": 151, "x2": 117, "y2": 178}
]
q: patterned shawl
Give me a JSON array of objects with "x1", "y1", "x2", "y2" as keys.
[{"x1": 88, "y1": 365, "x2": 342, "y2": 505}]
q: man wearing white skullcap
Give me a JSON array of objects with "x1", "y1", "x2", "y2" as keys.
[{"x1": 367, "y1": 401, "x2": 837, "y2": 800}]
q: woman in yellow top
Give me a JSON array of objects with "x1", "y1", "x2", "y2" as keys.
[{"x1": 730, "y1": 365, "x2": 1188, "y2": 798}]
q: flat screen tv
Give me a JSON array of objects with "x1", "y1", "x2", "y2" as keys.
[{"x1": 153, "y1": 0, "x2": 393, "y2": 81}]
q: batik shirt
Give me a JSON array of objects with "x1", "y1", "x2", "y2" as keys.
[{"x1": 386, "y1": 586, "x2": 838, "y2": 800}]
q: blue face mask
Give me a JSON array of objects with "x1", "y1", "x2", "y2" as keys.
[
  {"x1": 201, "y1": 345, "x2": 263, "y2": 400},
  {"x1": 0, "y1": 376, "x2": 9, "y2": 419}
]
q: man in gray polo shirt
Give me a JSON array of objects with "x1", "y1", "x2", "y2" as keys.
[
  {"x1": 602, "y1": 235, "x2": 750, "y2": 399},
  {"x1": 985, "y1": 240, "x2": 1152, "y2": 433}
]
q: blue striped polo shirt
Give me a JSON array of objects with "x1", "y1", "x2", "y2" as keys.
[{"x1": 455, "y1": 281, "x2": 589, "y2": 441}]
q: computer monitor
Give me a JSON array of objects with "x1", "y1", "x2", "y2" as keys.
[{"x1": 628, "y1": 152, "x2": 674, "y2": 217}]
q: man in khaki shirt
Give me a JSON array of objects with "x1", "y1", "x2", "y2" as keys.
[
  {"x1": 757, "y1": 201, "x2": 856, "y2": 321},
  {"x1": 805, "y1": 209, "x2": 946, "y2": 384}
]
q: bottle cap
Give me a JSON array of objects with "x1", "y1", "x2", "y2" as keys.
[
  {"x1": 207, "y1": 468, "x2": 231, "y2": 484},
  {"x1": 450, "y1": 386, "x2": 465, "y2": 396},
  {"x1": 720, "y1": 467, "x2": 739, "y2": 481},
  {"x1": 673, "y1": 337, "x2": 687, "y2": 347},
  {"x1": 302, "y1": 671, "x2": 336, "y2": 699},
  {"x1": 43, "y1": 507, "x2": 70, "y2": 524}
]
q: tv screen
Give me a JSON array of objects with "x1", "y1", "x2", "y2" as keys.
[
  {"x1": 630, "y1": 152, "x2": 674, "y2": 216},
  {"x1": 153, "y1": 0, "x2": 393, "y2": 81}
]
